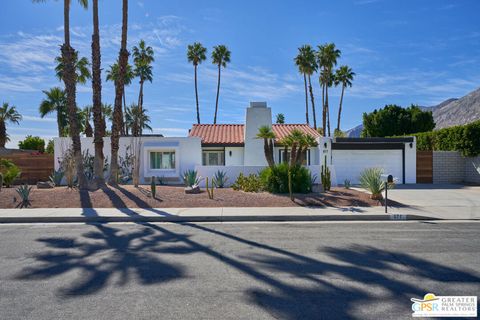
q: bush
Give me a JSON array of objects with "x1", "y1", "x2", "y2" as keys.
[
  {"x1": 213, "y1": 170, "x2": 228, "y2": 188},
  {"x1": 0, "y1": 159, "x2": 21, "y2": 187},
  {"x1": 359, "y1": 167, "x2": 392, "y2": 200},
  {"x1": 412, "y1": 120, "x2": 480, "y2": 157},
  {"x1": 232, "y1": 173, "x2": 263, "y2": 192},
  {"x1": 183, "y1": 169, "x2": 202, "y2": 187},
  {"x1": 18, "y1": 135, "x2": 45, "y2": 153},
  {"x1": 259, "y1": 163, "x2": 313, "y2": 194}
]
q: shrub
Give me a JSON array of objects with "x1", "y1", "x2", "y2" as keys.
[
  {"x1": 183, "y1": 169, "x2": 202, "y2": 187},
  {"x1": 59, "y1": 150, "x2": 76, "y2": 188},
  {"x1": 46, "y1": 139, "x2": 54, "y2": 154},
  {"x1": 259, "y1": 163, "x2": 312, "y2": 194},
  {"x1": 49, "y1": 169, "x2": 64, "y2": 186},
  {"x1": 232, "y1": 173, "x2": 263, "y2": 192},
  {"x1": 411, "y1": 120, "x2": 480, "y2": 157},
  {"x1": 18, "y1": 135, "x2": 45, "y2": 153},
  {"x1": 0, "y1": 172, "x2": 3, "y2": 191},
  {"x1": 15, "y1": 184, "x2": 32, "y2": 208},
  {"x1": 344, "y1": 179, "x2": 351, "y2": 189},
  {"x1": 359, "y1": 167, "x2": 391, "y2": 200},
  {"x1": 0, "y1": 159, "x2": 21, "y2": 187},
  {"x1": 119, "y1": 146, "x2": 134, "y2": 184},
  {"x1": 213, "y1": 170, "x2": 228, "y2": 188}
]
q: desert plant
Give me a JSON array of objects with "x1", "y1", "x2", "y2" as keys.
[
  {"x1": 150, "y1": 176, "x2": 157, "y2": 199},
  {"x1": 59, "y1": 150, "x2": 76, "y2": 189},
  {"x1": 119, "y1": 146, "x2": 134, "y2": 184},
  {"x1": 359, "y1": 167, "x2": 388, "y2": 200},
  {"x1": 157, "y1": 176, "x2": 165, "y2": 185},
  {"x1": 206, "y1": 177, "x2": 214, "y2": 199},
  {"x1": 18, "y1": 135, "x2": 46, "y2": 152},
  {"x1": 0, "y1": 158, "x2": 21, "y2": 187},
  {"x1": 344, "y1": 179, "x2": 351, "y2": 189},
  {"x1": 213, "y1": 170, "x2": 228, "y2": 188},
  {"x1": 232, "y1": 173, "x2": 263, "y2": 192},
  {"x1": 259, "y1": 162, "x2": 313, "y2": 194},
  {"x1": 183, "y1": 170, "x2": 202, "y2": 187},
  {"x1": 49, "y1": 169, "x2": 64, "y2": 186},
  {"x1": 15, "y1": 184, "x2": 32, "y2": 208},
  {"x1": 0, "y1": 172, "x2": 3, "y2": 191},
  {"x1": 321, "y1": 156, "x2": 331, "y2": 191}
]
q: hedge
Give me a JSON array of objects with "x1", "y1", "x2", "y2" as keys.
[{"x1": 410, "y1": 120, "x2": 480, "y2": 157}]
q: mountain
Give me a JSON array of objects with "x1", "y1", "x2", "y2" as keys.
[{"x1": 345, "y1": 87, "x2": 480, "y2": 136}]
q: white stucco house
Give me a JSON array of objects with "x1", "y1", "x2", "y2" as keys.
[{"x1": 54, "y1": 101, "x2": 416, "y2": 186}]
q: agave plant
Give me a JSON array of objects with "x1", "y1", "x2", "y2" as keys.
[
  {"x1": 49, "y1": 169, "x2": 64, "y2": 186},
  {"x1": 16, "y1": 184, "x2": 32, "y2": 208},
  {"x1": 183, "y1": 170, "x2": 202, "y2": 187},
  {"x1": 213, "y1": 170, "x2": 228, "y2": 188},
  {"x1": 359, "y1": 168, "x2": 388, "y2": 200}
]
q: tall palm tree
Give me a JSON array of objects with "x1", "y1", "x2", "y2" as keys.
[
  {"x1": 109, "y1": 0, "x2": 129, "y2": 185},
  {"x1": 0, "y1": 103, "x2": 22, "y2": 148},
  {"x1": 106, "y1": 61, "x2": 134, "y2": 135},
  {"x1": 294, "y1": 45, "x2": 316, "y2": 126},
  {"x1": 125, "y1": 104, "x2": 152, "y2": 136},
  {"x1": 54, "y1": 51, "x2": 92, "y2": 84},
  {"x1": 39, "y1": 87, "x2": 67, "y2": 137},
  {"x1": 187, "y1": 42, "x2": 207, "y2": 124},
  {"x1": 35, "y1": 0, "x2": 89, "y2": 188},
  {"x1": 256, "y1": 125, "x2": 275, "y2": 168},
  {"x1": 317, "y1": 43, "x2": 341, "y2": 136},
  {"x1": 211, "y1": 45, "x2": 231, "y2": 124},
  {"x1": 334, "y1": 65, "x2": 355, "y2": 131},
  {"x1": 132, "y1": 40, "x2": 154, "y2": 135},
  {"x1": 91, "y1": 0, "x2": 105, "y2": 186}
]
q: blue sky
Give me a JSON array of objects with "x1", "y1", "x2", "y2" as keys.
[{"x1": 1, "y1": 0, "x2": 480, "y2": 147}]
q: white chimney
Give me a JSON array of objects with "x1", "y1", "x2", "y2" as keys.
[{"x1": 243, "y1": 102, "x2": 272, "y2": 166}]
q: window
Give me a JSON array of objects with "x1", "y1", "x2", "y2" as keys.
[
  {"x1": 202, "y1": 150, "x2": 225, "y2": 166},
  {"x1": 150, "y1": 151, "x2": 175, "y2": 169},
  {"x1": 279, "y1": 149, "x2": 310, "y2": 165}
]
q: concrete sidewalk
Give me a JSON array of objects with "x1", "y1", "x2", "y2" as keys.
[{"x1": 0, "y1": 206, "x2": 442, "y2": 223}]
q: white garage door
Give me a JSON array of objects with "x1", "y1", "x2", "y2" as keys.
[{"x1": 332, "y1": 149, "x2": 403, "y2": 185}]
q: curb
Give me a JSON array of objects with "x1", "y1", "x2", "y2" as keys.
[{"x1": 0, "y1": 214, "x2": 439, "y2": 224}]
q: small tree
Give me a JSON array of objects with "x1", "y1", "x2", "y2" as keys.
[
  {"x1": 276, "y1": 113, "x2": 285, "y2": 124},
  {"x1": 256, "y1": 126, "x2": 275, "y2": 168},
  {"x1": 18, "y1": 135, "x2": 45, "y2": 152}
]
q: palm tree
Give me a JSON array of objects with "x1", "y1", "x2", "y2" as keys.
[
  {"x1": 334, "y1": 65, "x2": 355, "y2": 131},
  {"x1": 294, "y1": 45, "x2": 317, "y2": 126},
  {"x1": 187, "y1": 42, "x2": 207, "y2": 124},
  {"x1": 54, "y1": 51, "x2": 92, "y2": 84},
  {"x1": 317, "y1": 43, "x2": 341, "y2": 136},
  {"x1": 102, "y1": 103, "x2": 113, "y2": 123},
  {"x1": 211, "y1": 45, "x2": 231, "y2": 124},
  {"x1": 106, "y1": 61, "x2": 134, "y2": 135},
  {"x1": 256, "y1": 125, "x2": 275, "y2": 168},
  {"x1": 34, "y1": 0, "x2": 89, "y2": 188},
  {"x1": 125, "y1": 104, "x2": 152, "y2": 136},
  {"x1": 276, "y1": 113, "x2": 285, "y2": 124},
  {"x1": 39, "y1": 87, "x2": 67, "y2": 137},
  {"x1": 132, "y1": 40, "x2": 154, "y2": 135},
  {"x1": 0, "y1": 103, "x2": 22, "y2": 148},
  {"x1": 91, "y1": 0, "x2": 105, "y2": 186},
  {"x1": 109, "y1": 0, "x2": 129, "y2": 185}
]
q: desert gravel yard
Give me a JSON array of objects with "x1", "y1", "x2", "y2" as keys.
[{"x1": 0, "y1": 185, "x2": 386, "y2": 208}]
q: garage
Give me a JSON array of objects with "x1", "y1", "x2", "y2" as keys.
[{"x1": 331, "y1": 138, "x2": 416, "y2": 185}]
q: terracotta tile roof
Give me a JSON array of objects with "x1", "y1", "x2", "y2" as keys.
[
  {"x1": 189, "y1": 124, "x2": 320, "y2": 145},
  {"x1": 189, "y1": 124, "x2": 245, "y2": 145}
]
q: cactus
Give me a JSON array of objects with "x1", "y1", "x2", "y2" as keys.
[
  {"x1": 15, "y1": 184, "x2": 32, "y2": 208},
  {"x1": 0, "y1": 172, "x2": 3, "y2": 191},
  {"x1": 206, "y1": 177, "x2": 214, "y2": 199},
  {"x1": 150, "y1": 176, "x2": 157, "y2": 199},
  {"x1": 321, "y1": 155, "x2": 331, "y2": 191}
]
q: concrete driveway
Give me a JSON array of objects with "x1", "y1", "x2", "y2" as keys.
[{"x1": 388, "y1": 184, "x2": 480, "y2": 220}]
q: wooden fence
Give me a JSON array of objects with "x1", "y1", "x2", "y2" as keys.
[
  {"x1": 416, "y1": 150, "x2": 433, "y2": 183},
  {"x1": 1, "y1": 152, "x2": 54, "y2": 184}
]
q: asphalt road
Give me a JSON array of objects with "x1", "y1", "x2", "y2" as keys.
[{"x1": 0, "y1": 221, "x2": 479, "y2": 320}]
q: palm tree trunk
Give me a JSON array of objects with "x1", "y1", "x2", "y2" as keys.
[
  {"x1": 303, "y1": 73, "x2": 309, "y2": 125},
  {"x1": 56, "y1": 112, "x2": 62, "y2": 137},
  {"x1": 308, "y1": 75, "x2": 316, "y2": 129},
  {"x1": 91, "y1": 0, "x2": 105, "y2": 187},
  {"x1": 214, "y1": 64, "x2": 221, "y2": 124},
  {"x1": 322, "y1": 83, "x2": 326, "y2": 137},
  {"x1": 62, "y1": 0, "x2": 86, "y2": 189},
  {"x1": 337, "y1": 84, "x2": 345, "y2": 131},
  {"x1": 137, "y1": 79, "x2": 144, "y2": 136},
  {"x1": 194, "y1": 64, "x2": 200, "y2": 124},
  {"x1": 0, "y1": 121, "x2": 6, "y2": 148},
  {"x1": 326, "y1": 83, "x2": 331, "y2": 137},
  {"x1": 109, "y1": 0, "x2": 129, "y2": 185},
  {"x1": 283, "y1": 145, "x2": 288, "y2": 163},
  {"x1": 289, "y1": 142, "x2": 298, "y2": 168},
  {"x1": 123, "y1": 92, "x2": 128, "y2": 135}
]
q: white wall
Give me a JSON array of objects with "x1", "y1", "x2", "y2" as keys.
[
  {"x1": 54, "y1": 136, "x2": 202, "y2": 184},
  {"x1": 404, "y1": 138, "x2": 416, "y2": 183},
  {"x1": 243, "y1": 102, "x2": 272, "y2": 166},
  {"x1": 225, "y1": 147, "x2": 244, "y2": 165}
]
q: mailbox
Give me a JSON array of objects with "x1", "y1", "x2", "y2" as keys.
[{"x1": 381, "y1": 174, "x2": 395, "y2": 213}]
